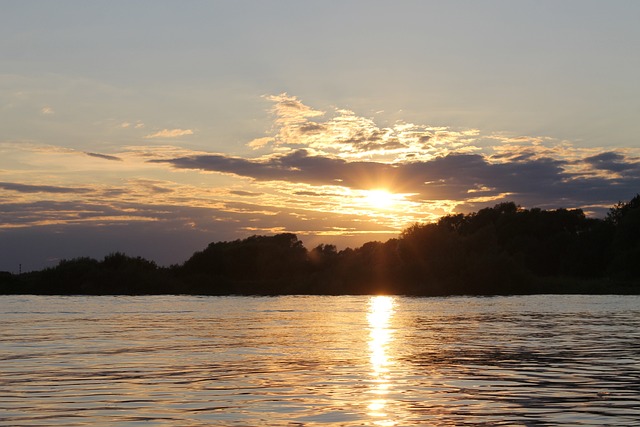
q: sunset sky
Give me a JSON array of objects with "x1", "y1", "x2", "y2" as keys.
[{"x1": 2, "y1": 1, "x2": 640, "y2": 272}]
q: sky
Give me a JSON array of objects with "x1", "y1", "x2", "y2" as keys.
[{"x1": 1, "y1": 1, "x2": 640, "y2": 272}]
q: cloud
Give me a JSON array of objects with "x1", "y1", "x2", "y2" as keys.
[
  {"x1": 3, "y1": 93, "x2": 640, "y2": 271},
  {"x1": 247, "y1": 137, "x2": 274, "y2": 150},
  {"x1": 229, "y1": 190, "x2": 263, "y2": 197},
  {"x1": 144, "y1": 128, "x2": 194, "y2": 139},
  {"x1": 258, "y1": 93, "x2": 481, "y2": 160},
  {"x1": 41, "y1": 106, "x2": 54, "y2": 115},
  {"x1": 293, "y1": 190, "x2": 342, "y2": 197},
  {"x1": 584, "y1": 151, "x2": 640, "y2": 173},
  {"x1": 0, "y1": 182, "x2": 91, "y2": 194},
  {"x1": 0, "y1": 221, "x2": 215, "y2": 271},
  {"x1": 0, "y1": 198, "x2": 400, "y2": 271},
  {"x1": 266, "y1": 93, "x2": 325, "y2": 124},
  {"x1": 121, "y1": 121, "x2": 145, "y2": 129},
  {"x1": 85, "y1": 152, "x2": 123, "y2": 162},
  {"x1": 153, "y1": 145, "x2": 640, "y2": 215},
  {"x1": 152, "y1": 149, "x2": 410, "y2": 192},
  {"x1": 129, "y1": 179, "x2": 174, "y2": 194}
]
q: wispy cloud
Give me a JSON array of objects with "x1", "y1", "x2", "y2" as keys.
[
  {"x1": 144, "y1": 128, "x2": 194, "y2": 139},
  {"x1": 85, "y1": 152, "x2": 123, "y2": 162},
  {"x1": 0, "y1": 182, "x2": 91, "y2": 194},
  {"x1": 247, "y1": 137, "x2": 274, "y2": 150},
  {"x1": 121, "y1": 121, "x2": 145, "y2": 129},
  {"x1": 129, "y1": 179, "x2": 174, "y2": 194},
  {"x1": 229, "y1": 190, "x2": 263, "y2": 197}
]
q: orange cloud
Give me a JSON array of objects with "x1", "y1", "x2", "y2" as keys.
[
  {"x1": 144, "y1": 129, "x2": 194, "y2": 139},
  {"x1": 247, "y1": 137, "x2": 274, "y2": 150}
]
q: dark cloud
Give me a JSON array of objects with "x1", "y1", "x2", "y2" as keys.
[
  {"x1": 149, "y1": 186, "x2": 173, "y2": 194},
  {"x1": 0, "y1": 200, "x2": 138, "y2": 225},
  {"x1": 85, "y1": 152, "x2": 124, "y2": 162},
  {"x1": 584, "y1": 151, "x2": 640, "y2": 173},
  {"x1": 153, "y1": 148, "x2": 640, "y2": 211},
  {"x1": 0, "y1": 223, "x2": 213, "y2": 273},
  {"x1": 151, "y1": 149, "x2": 403, "y2": 190},
  {"x1": 0, "y1": 198, "x2": 399, "y2": 271},
  {"x1": 0, "y1": 182, "x2": 91, "y2": 194},
  {"x1": 99, "y1": 188, "x2": 129, "y2": 197}
]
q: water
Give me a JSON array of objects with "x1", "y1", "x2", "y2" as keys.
[{"x1": 1, "y1": 295, "x2": 639, "y2": 426}]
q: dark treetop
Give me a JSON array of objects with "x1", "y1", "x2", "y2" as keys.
[{"x1": 2, "y1": 195, "x2": 640, "y2": 296}]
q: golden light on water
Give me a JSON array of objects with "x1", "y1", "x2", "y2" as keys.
[{"x1": 367, "y1": 295, "x2": 396, "y2": 426}]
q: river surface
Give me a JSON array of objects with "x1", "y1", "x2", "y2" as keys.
[{"x1": 1, "y1": 295, "x2": 639, "y2": 426}]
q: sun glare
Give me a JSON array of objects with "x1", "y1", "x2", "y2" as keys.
[{"x1": 364, "y1": 189, "x2": 396, "y2": 209}]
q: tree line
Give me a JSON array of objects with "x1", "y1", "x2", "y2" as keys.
[{"x1": 2, "y1": 195, "x2": 639, "y2": 295}]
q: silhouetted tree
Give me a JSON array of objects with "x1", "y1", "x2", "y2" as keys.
[
  {"x1": 606, "y1": 194, "x2": 640, "y2": 226},
  {"x1": 179, "y1": 233, "x2": 309, "y2": 294},
  {"x1": 607, "y1": 195, "x2": 640, "y2": 279},
  {"x1": 4, "y1": 197, "x2": 640, "y2": 296}
]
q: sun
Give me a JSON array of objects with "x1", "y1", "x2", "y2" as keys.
[{"x1": 364, "y1": 189, "x2": 396, "y2": 209}]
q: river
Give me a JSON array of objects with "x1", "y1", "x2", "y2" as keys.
[{"x1": 1, "y1": 295, "x2": 639, "y2": 426}]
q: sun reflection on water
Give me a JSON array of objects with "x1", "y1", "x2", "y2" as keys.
[{"x1": 367, "y1": 295, "x2": 396, "y2": 426}]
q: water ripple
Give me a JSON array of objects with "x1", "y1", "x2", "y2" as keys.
[{"x1": 1, "y1": 295, "x2": 639, "y2": 426}]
